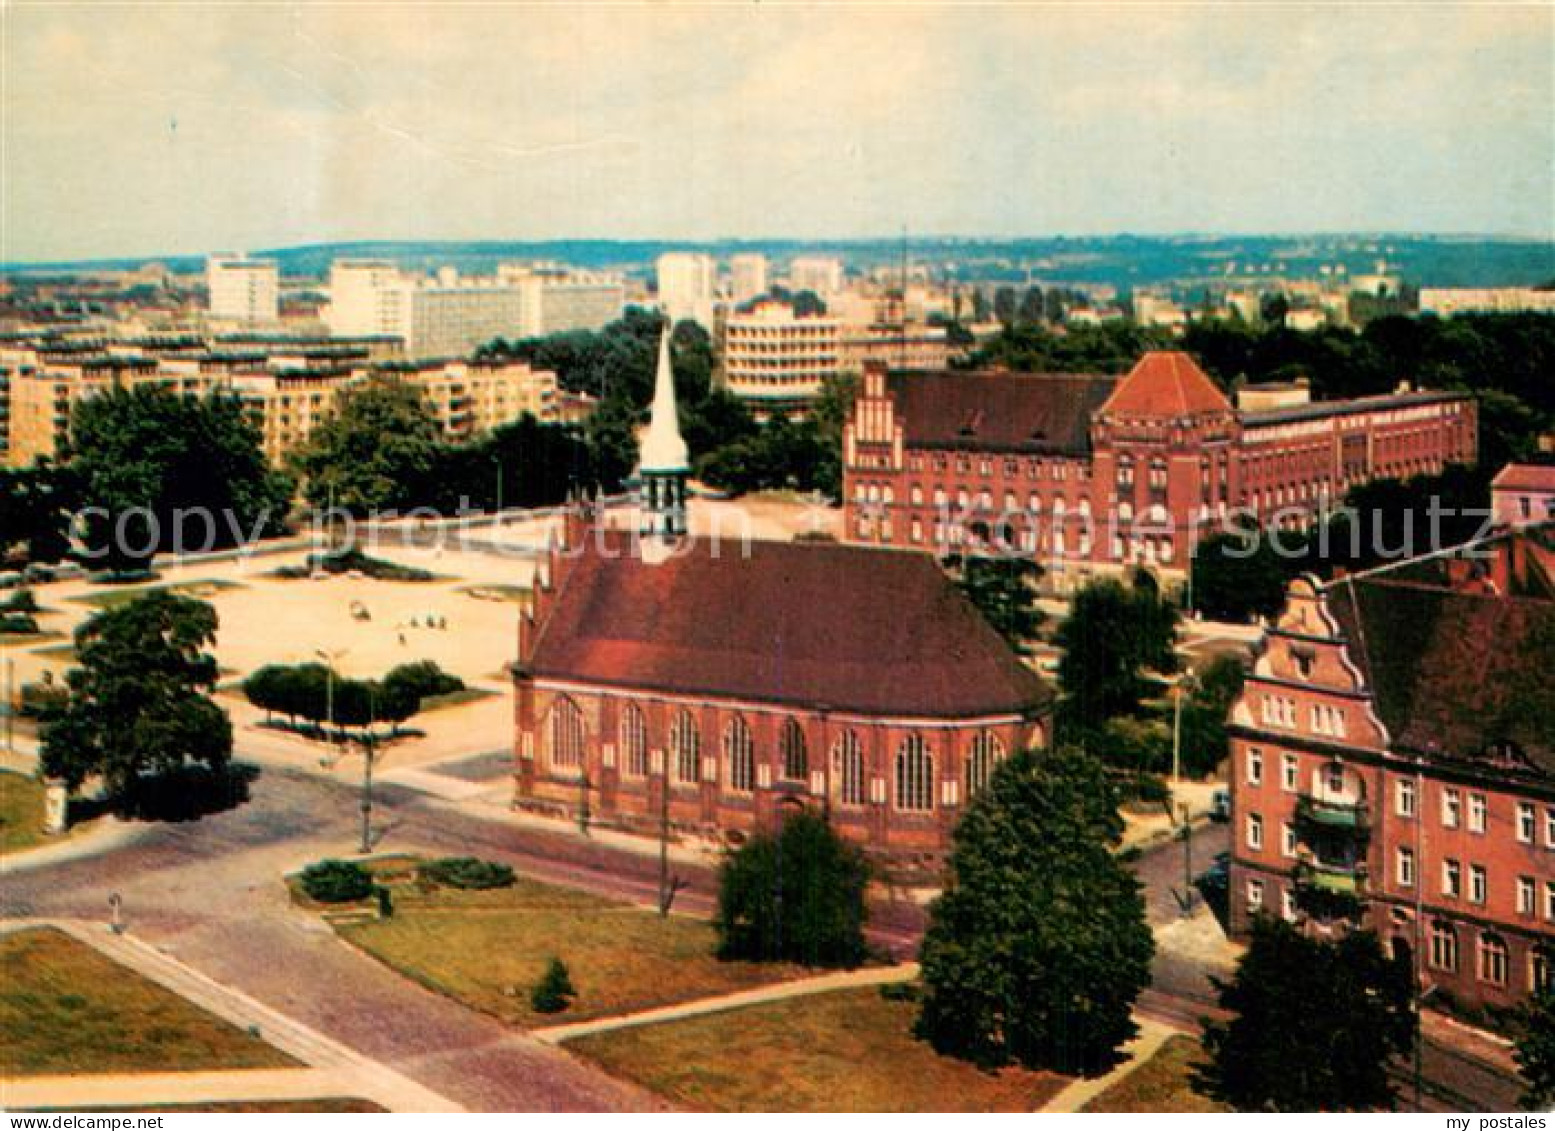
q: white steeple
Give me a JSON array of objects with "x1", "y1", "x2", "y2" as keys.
[{"x1": 640, "y1": 327, "x2": 689, "y2": 474}]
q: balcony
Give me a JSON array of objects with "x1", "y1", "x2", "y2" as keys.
[
  {"x1": 1292, "y1": 855, "x2": 1366, "y2": 923},
  {"x1": 1295, "y1": 794, "x2": 1369, "y2": 833}
]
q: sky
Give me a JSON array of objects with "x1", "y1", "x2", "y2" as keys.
[{"x1": 4, "y1": 2, "x2": 1553, "y2": 261}]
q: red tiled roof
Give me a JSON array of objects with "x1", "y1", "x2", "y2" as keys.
[
  {"x1": 527, "y1": 534, "x2": 1052, "y2": 719},
  {"x1": 887, "y1": 371, "x2": 1118, "y2": 455},
  {"x1": 1492, "y1": 462, "x2": 1555, "y2": 492},
  {"x1": 1098, "y1": 351, "x2": 1232, "y2": 418},
  {"x1": 1327, "y1": 563, "x2": 1555, "y2": 776}
]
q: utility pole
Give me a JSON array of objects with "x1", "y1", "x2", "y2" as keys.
[
  {"x1": 358, "y1": 687, "x2": 376, "y2": 855},
  {"x1": 657, "y1": 762, "x2": 671, "y2": 916},
  {"x1": 2, "y1": 644, "x2": 13, "y2": 756}
]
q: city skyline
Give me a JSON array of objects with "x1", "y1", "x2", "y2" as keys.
[{"x1": 4, "y1": 3, "x2": 1553, "y2": 263}]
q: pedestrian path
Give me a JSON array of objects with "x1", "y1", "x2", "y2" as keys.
[
  {"x1": 5, "y1": 919, "x2": 462, "y2": 1113},
  {"x1": 1037, "y1": 1017, "x2": 1175, "y2": 1113},
  {"x1": 2, "y1": 1068, "x2": 349, "y2": 1111},
  {"x1": 535, "y1": 962, "x2": 920, "y2": 1045}
]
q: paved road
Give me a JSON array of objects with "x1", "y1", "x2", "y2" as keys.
[
  {"x1": 1, "y1": 765, "x2": 669, "y2": 1112},
  {"x1": 2, "y1": 762, "x2": 1520, "y2": 1112}
]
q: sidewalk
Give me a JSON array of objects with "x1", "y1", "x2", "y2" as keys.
[
  {"x1": 535, "y1": 962, "x2": 920, "y2": 1045},
  {"x1": 7, "y1": 919, "x2": 462, "y2": 1113},
  {"x1": 2, "y1": 1068, "x2": 349, "y2": 1111}
]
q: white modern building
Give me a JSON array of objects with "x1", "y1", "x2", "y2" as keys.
[
  {"x1": 323, "y1": 259, "x2": 408, "y2": 338},
  {"x1": 719, "y1": 298, "x2": 841, "y2": 416},
  {"x1": 656, "y1": 252, "x2": 717, "y2": 327},
  {"x1": 1418, "y1": 287, "x2": 1555, "y2": 317},
  {"x1": 788, "y1": 255, "x2": 844, "y2": 297},
  {"x1": 206, "y1": 254, "x2": 279, "y2": 324},
  {"x1": 729, "y1": 253, "x2": 769, "y2": 305},
  {"x1": 497, "y1": 264, "x2": 625, "y2": 336}
]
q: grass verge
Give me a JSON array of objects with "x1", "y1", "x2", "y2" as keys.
[
  {"x1": 1079, "y1": 1035, "x2": 1229, "y2": 1113},
  {"x1": 324, "y1": 867, "x2": 803, "y2": 1027},
  {"x1": 568, "y1": 985, "x2": 1069, "y2": 1112},
  {"x1": 0, "y1": 928, "x2": 297, "y2": 1076}
]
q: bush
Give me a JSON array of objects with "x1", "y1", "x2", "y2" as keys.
[
  {"x1": 1, "y1": 588, "x2": 38, "y2": 614},
  {"x1": 879, "y1": 981, "x2": 920, "y2": 1003},
  {"x1": 384, "y1": 660, "x2": 464, "y2": 704},
  {"x1": 531, "y1": 957, "x2": 576, "y2": 1014},
  {"x1": 0, "y1": 613, "x2": 39, "y2": 635},
  {"x1": 420, "y1": 856, "x2": 515, "y2": 890},
  {"x1": 299, "y1": 859, "x2": 374, "y2": 903}
]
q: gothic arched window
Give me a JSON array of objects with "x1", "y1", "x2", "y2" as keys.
[
  {"x1": 619, "y1": 703, "x2": 648, "y2": 777},
  {"x1": 965, "y1": 731, "x2": 1006, "y2": 798},
  {"x1": 671, "y1": 708, "x2": 701, "y2": 785},
  {"x1": 725, "y1": 716, "x2": 754, "y2": 794},
  {"x1": 548, "y1": 696, "x2": 586, "y2": 771},
  {"x1": 895, "y1": 734, "x2": 934, "y2": 812},
  {"x1": 780, "y1": 718, "x2": 808, "y2": 782},
  {"x1": 834, "y1": 730, "x2": 865, "y2": 806}
]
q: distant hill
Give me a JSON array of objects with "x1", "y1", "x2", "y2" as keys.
[{"x1": 6, "y1": 234, "x2": 1553, "y2": 290}]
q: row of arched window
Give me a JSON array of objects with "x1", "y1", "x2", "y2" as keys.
[{"x1": 544, "y1": 698, "x2": 1009, "y2": 812}]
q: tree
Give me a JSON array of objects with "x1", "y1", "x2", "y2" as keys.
[
  {"x1": 0, "y1": 461, "x2": 76, "y2": 564},
  {"x1": 40, "y1": 592, "x2": 232, "y2": 802},
  {"x1": 1018, "y1": 286, "x2": 1045, "y2": 326},
  {"x1": 1055, "y1": 576, "x2": 1178, "y2": 736},
  {"x1": 70, "y1": 386, "x2": 291, "y2": 572},
  {"x1": 1515, "y1": 952, "x2": 1555, "y2": 1111},
  {"x1": 1177, "y1": 654, "x2": 1247, "y2": 779},
  {"x1": 291, "y1": 376, "x2": 442, "y2": 513},
  {"x1": 916, "y1": 747, "x2": 1153, "y2": 1076},
  {"x1": 1199, "y1": 917, "x2": 1416, "y2": 1111},
  {"x1": 950, "y1": 556, "x2": 1044, "y2": 654},
  {"x1": 993, "y1": 286, "x2": 1018, "y2": 326},
  {"x1": 1190, "y1": 528, "x2": 1294, "y2": 623},
  {"x1": 531, "y1": 957, "x2": 577, "y2": 1014},
  {"x1": 716, "y1": 808, "x2": 869, "y2": 968}
]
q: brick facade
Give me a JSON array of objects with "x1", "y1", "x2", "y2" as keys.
[
  {"x1": 842, "y1": 352, "x2": 1477, "y2": 587},
  {"x1": 1228, "y1": 537, "x2": 1555, "y2": 1013}
]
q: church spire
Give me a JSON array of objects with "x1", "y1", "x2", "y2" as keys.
[
  {"x1": 640, "y1": 327, "x2": 689, "y2": 475},
  {"x1": 638, "y1": 326, "x2": 689, "y2": 541}
]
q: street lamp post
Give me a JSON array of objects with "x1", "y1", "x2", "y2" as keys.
[
  {"x1": 315, "y1": 648, "x2": 348, "y2": 747},
  {"x1": 359, "y1": 686, "x2": 376, "y2": 855}
]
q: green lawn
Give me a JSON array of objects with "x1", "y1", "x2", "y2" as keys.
[
  {"x1": 333, "y1": 871, "x2": 803, "y2": 1027},
  {"x1": 70, "y1": 579, "x2": 245, "y2": 610},
  {"x1": 0, "y1": 928, "x2": 298, "y2": 1076},
  {"x1": 0, "y1": 772, "x2": 48, "y2": 855},
  {"x1": 1080, "y1": 1035, "x2": 1229, "y2": 1113},
  {"x1": 417, "y1": 686, "x2": 499, "y2": 713},
  {"x1": 569, "y1": 986, "x2": 1070, "y2": 1112}
]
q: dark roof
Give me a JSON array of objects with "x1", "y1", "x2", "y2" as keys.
[
  {"x1": 886, "y1": 370, "x2": 1117, "y2": 455},
  {"x1": 528, "y1": 534, "x2": 1051, "y2": 719},
  {"x1": 1242, "y1": 388, "x2": 1470, "y2": 428},
  {"x1": 1327, "y1": 563, "x2": 1555, "y2": 776}
]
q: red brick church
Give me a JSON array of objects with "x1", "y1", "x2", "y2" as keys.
[
  {"x1": 843, "y1": 351, "x2": 1477, "y2": 586},
  {"x1": 513, "y1": 332, "x2": 1051, "y2": 864}
]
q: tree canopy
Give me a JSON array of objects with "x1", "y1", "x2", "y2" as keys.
[
  {"x1": 290, "y1": 376, "x2": 443, "y2": 513},
  {"x1": 1199, "y1": 917, "x2": 1416, "y2": 1111},
  {"x1": 1055, "y1": 574, "x2": 1179, "y2": 737},
  {"x1": 916, "y1": 747, "x2": 1153, "y2": 1076},
  {"x1": 69, "y1": 386, "x2": 291, "y2": 572},
  {"x1": 40, "y1": 592, "x2": 232, "y2": 802},
  {"x1": 1515, "y1": 953, "x2": 1555, "y2": 1112},
  {"x1": 715, "y1": 808, "x2": 870, "y2": 968},
  {"x1": 949, "y1": 555, "x2": 1045, "y2": 654}
]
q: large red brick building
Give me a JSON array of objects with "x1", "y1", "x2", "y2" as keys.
[
  {"x1": 1228, "y1": 527, "x2": 1555, "y2": 1011},
  {"x1": 842, "y1": 351, "x2": 1477, "y2": 586},
  {"x1": 512, "y1": 332, "x2": 1050, "y2": 866}
]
